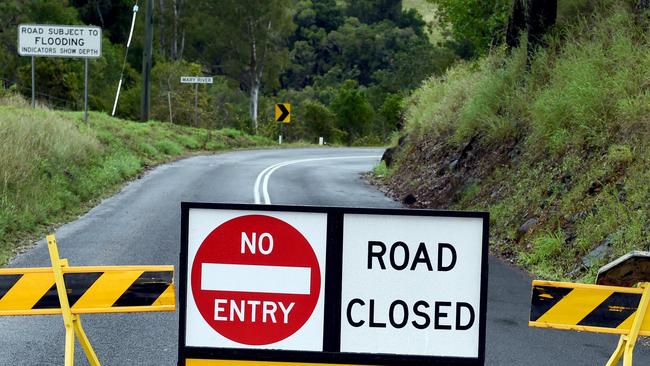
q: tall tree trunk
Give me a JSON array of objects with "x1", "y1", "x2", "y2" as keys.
[
  {"x1": 527, "y1": 0, "x2": 557, "y2": 50},
  {"x1": 506, "y1": 0, "x2": 557, "y2": 53},
  {"x1": 248, "y1": 19, "x2": 259, "y2": 131},
  {"x1": 94, "y1": 0, "x2": 105, "y2": 28},
  {"x1": 250, "y1": 79, "x2": 259, "y2": 132},
  {"x1": 158, "y1": 0, "x2": 166, "y2": 59},
  {"x1": 179, "y1": 30, "x2": 185, "y2": 60},
  {"x1": 506, "y1": 0, "x2": 527, "y2": 49},
  {"x1": 171, "y1": 0, "x2": 181, "y2": 60}
]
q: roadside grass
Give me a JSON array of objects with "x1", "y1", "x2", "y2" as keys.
[
  {"x1": 373, "y1": 161, "x2": 389, "y2": 178},
  {"x1": 384, "y1": 1, "x2": 650, "y2": 282},
  {"x1": 0, "y1": 98, "x2": 273, "y2": 264}
]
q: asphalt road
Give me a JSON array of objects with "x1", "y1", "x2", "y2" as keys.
[{"x1": 1, "y1": 147, "x2": 648, "y2": 365}]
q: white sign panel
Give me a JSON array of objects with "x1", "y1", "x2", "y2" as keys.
[
  {"x1": 185, "y1": 207, "x2": 327, "y2": 351},
  {"x1": 181, "y1": 76, "x2": 214, "y2": 84},
  {"x1": 179, "y1": 203, "x2": 488, "y2": 366},
  {"x1": 18, "y1": 24, "x2": 102, "y2": 58},
  {"x1": 340, "y1": 214, "x2": 484, "y2": 358}
]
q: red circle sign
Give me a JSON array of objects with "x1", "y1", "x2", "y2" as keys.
[{"x1": 191, "y1": 215, "x2": 321, "y2": 345}]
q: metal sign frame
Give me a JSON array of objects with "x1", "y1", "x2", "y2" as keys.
[
  {"x1": 17, "y1": 24, "x2": 102, "y2": 120},
  {"x1": 178, "y1": 202, "x2": 489, "y2": 366},
  {"x1": 17, "y1": 24, "x2": 102, "y2": 59}
]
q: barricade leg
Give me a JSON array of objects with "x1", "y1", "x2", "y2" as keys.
[
  {"x1": 605, "y1": 283, "x2": 650, "y2": 366},
  {"x1": 73, "y1": 315, "x2": 101, "y2": 366},
  {"x1": 64, "y1": 324, "x2": 75, "y2": 366},
  {"x1": 606, "y1": 336, "x2": 626, "y2": 366},
  {"x1": 47, "y1": 235, "x2": 101, "y2": 366}
]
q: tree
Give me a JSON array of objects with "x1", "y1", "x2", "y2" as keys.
[
  {"x1": 378, "y1": 93, "x2": 403, "y2": 134},
  {"x1": 303, "y1": 100, "x2": 340, "y2": 142},
  {"x1": 330, "y1": 80, "x2": 374, "y2": 144},
  {"x1": 200, "y1": 0, "x2": 294, "y2": 132},
  {"x1": 346, "y1": 0, "x2": 402, "y2": 24},
  {"x1": 150, "y1": 60, "x2": 201, "y2": 125},
  {"x1": 71, "y1": 0, "x2": 133, "y2": 44},
  {"x1": 430, "y1": 0, "x2": 511, "y2": 56},
  {"x1": 506, "y1": 0, "x2": 557, "y2": 54},
  {"x1": 155, "y1": 0, "x2": 186, "y2": 60},
  {"x1": 283, "y1": 41, "x2": 317, "y2": 89},
  {"x1": 312, "y1": 0, "x2": 344, "y2": 31}
]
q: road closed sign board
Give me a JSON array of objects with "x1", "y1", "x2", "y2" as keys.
[
  {"x1": 179, "y1": 203, "x2": 488, "y2": 366},
  {"x1": 18, "y1": 24, "x2": 101, "y2": 58}
]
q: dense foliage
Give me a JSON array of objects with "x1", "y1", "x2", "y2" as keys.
[
  {"x1": 383, "y1": 0, "x2": 650, "y2": 281},
  {"x1": 429, "y1": 0, "x2": 512, "y2": 56},
  {"x1": 0, "y1": 0, "x2": 457, "y2": 145}
]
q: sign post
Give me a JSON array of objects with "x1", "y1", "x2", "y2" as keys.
[
  {"x1": 180, "y1": 76, "x2": 213, "y2": 126},
  {"x1": 84, "y1": 59, "x2": 89, "y2": 121},
  {"x1": 31, "y1": 56, "x2": 35, "y2": 108},
  {"x1": 18, "y1": 24, "x2": 102, "y2": 119},
  {"x1": 179, "y1": 203, "x2": 489, "y2": 366},
  {"x1": 275, "y1": 103, "x2": 291, "y2": 144}
]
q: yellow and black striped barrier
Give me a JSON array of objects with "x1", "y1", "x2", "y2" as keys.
[
  {"x1": 0, "y1": 266, "x2": 175, "y2": 315},
  {"x1": 529, "y1": 280, "x2": 650, "y2": 335},
  {"x1": 530, "y1": 280, "x2": 650, "y2": 366},
  {"x1": 0, "y1": 235, "x2": 176, "y2": 366}
]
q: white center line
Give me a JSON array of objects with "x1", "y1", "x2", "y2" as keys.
[{"x1": 253, "y1": 155, "x2": 381, "y2": 204}]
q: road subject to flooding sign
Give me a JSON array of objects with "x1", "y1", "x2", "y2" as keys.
[
  {"x1": 18, "y1": 24, "x2": 102, "y2": 58},
  {"x1": 179, "y1": 203, "x2": 489, "y2": 366}
]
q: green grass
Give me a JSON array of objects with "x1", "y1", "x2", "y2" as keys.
[
  {"x1": 0, "y1": 98, "x2": 273, "y2": 264},
  {"x1": 373, "y1": 161, "x2": 389, "y2": 178},
  {"x1": 384, "y1": 1, "x2": 650, "y2": 282}
]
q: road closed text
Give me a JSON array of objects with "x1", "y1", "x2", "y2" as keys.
[
  {"x1": 347, "y1": 298, "x2": 474, "y2": 330},
  {"x1": 344, "y1": 239, "x2": 476, "y2": 331}
]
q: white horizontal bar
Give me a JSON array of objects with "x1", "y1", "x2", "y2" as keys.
[{"x1": 201, "y1": 263, "x2": 311, "y2": 295}]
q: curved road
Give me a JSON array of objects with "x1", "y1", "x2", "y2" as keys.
[{"x1": 1, "y1": 148, "x2": 647, "y2": 365}]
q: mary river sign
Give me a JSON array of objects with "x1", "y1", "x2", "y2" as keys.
[
  {"x1": 18, "y1": 24, "x2": 101, "y2": 58},
  {"x1": 179, "y1": 203, "x2": 489, "y2": 366},
  {"x1": 181, "y1": 76, "x2": 214, "y2": 84}
]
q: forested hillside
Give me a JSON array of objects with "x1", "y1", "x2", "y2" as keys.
[
  {"x1": 380, "y1": 0, "x2": 650, "y2": 282},
  {"x1": 1, "y1": 0, "x2": 458, "y2": 144}
]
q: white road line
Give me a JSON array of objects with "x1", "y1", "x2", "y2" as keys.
[{"x1": 253, "y1": 156, "x2": 382, "y2": 204}]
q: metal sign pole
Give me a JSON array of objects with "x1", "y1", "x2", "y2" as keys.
[
  {"x1": 194, "y1": 83, "x2": 199, "y2": 127},
  {"x1": 84, "y1": 59, "x2": 89, "y2": 122},
  {"x1": 31, "y1": 56, "x2": 35, "y2": 108},
  {"x1": 168, "y1": 91, "x2": 173, "y2": 124}
]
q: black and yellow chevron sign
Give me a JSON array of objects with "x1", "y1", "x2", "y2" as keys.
[
  {"x1": 0, "y1": 266, "x2": 175, "y2": 316},
  {"x1": 529, "y1": 280, "x2": 650, "y2": 335},
  {"x1": 275, "y1": 103, "x2": 291, "y2": 123}
]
